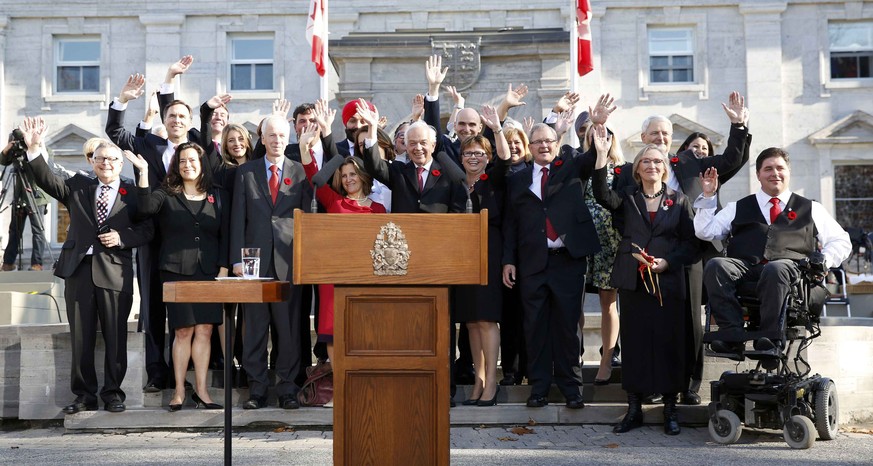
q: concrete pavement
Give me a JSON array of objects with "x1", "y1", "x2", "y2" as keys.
[{"x1": 1, "y1": 424, "x2": 872, "y2": 465}]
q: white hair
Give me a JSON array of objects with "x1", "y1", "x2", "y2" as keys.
[
  {"x1": 405, "y1": 120, "x2": 437, "y2": 143},
  {"x1": 261, "y1": 114, "x2": 291, "y2": 135},
  {"x1": 641, "y1": 115, "x2": 672, "y2": 135},
  {"x1": 529, "y1": 123, "x2": 557, "y2": 140}
]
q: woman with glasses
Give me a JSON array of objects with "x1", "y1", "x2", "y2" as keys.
[
  {"x1": 452, "y1": 105, "x2": 511, "y2": 407},
  {"x1": 125, "y1": 142, "x2": 229, "y2": 412},
  {"x1": 591, "y1": 130, "x2": 698, "y2": 436}
]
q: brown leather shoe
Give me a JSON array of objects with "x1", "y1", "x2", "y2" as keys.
[
  {"x1": 1, "y1": 263, "x2": 16, "y2": 271},
  {"x1": 29, "y1": 264, "x2": 43, "y2": 271}
]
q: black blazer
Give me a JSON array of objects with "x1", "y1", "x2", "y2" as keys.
[
  {"x1": 136, "y1": 187, "x2": 229, "y2": 275},
  {"x1": 592, "y1": 167, "x2": 698, "y2": 296},
  {"x1": 105, "y1": 106, "x2": 170, "y2": 188},
  {"x1": 28, "y1": 155, "x2": 153, "y2": 293},
  {"x1": 502, "y1": 145, "x2": 601, "y2": 278}
]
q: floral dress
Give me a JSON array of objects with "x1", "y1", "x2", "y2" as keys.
[{"x1": 585, "y1": 161, "x2": 621, "y2": 290}]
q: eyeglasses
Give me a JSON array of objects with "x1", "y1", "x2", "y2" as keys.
[
  {"x1": 529, "y1": 139, "x2": 557, "y2": 146},
  {"x1": 93, "y1": 157, "x2": 120, "y2": 164},
  {"x1": 462, "y1": 151, "x2": 487, "y2": 158},
  {"x1": 639, "y1": 158, "x2": 664, "y2": 166}
]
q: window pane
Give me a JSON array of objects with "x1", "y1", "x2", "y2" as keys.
[
  {"x1": 649, "y1": 29, "x2": 692, "y2": 54},
  {"x1": 829, "y1": 23, "x2": 873, "y2": 51},
  {"x1": 831, "y1": 55, "x2": 860, "y2": 78},
  {"x1": 81, "y1": 66, "x2": 99, "y2": 91},
  {"x1": 673, "y1": 69, "x2": 693, "y2": 82},
  {"x1": 672, "y1": 55, "x2": 693, "y2": 67},
  {"x1": 59, "y1": 41, "x2": 100, "y2": 62},
  {"x1": 651, "y1": 69, "x2": 669, "y2": 83},
  {"x1": 254, "y1": 64, "x2": 273, "y2": 90},
  {"x1": 835, "y1": 165, "x2": 873, "y2": 232},
  {"x1": 57, "y1": 66, "x2": 81, "y2": 91},
  {"x1": 860, "y1": 56, "x2": 873, "y2": 78},
  {"x1": 231, "y1": 64, "x2": 252, "y2": 90},
  {"x1": 651, "y1": 56, "x2": 669, "y2": 68},
  {"x1": 232, "y1": 39, "x2": 273, "y2": 60}
]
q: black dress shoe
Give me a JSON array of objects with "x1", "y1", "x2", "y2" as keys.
[
  {"x1": 62, "y1": 401, "x2": 97, "y2": 415},
  {"x1": 477, "y1": 387, "x2": 500, "y2": 407},
  {"x1": 450, "y1": 397, "x2": 456, "y2": 408},
  {"x1": 168, "y1": 403, "x2": 182, "y2": 412},
  {"x1": 192, "y1": 392, "x2": 223, "y2": 410},
  {"x1": 278, "y1": 394, "x2": 300, "y2": 410},
  {"x1": 679, "y1": 390, "x2": 701, "y2": 406},
  {"x1": 499, "y1": 373, "x2": 516, "y2": 386},
  {"x1": 143, "y1": 380, "x2": 164, "y2": 393},
  {"x1": 565, "y1": 395, "x2": 585, "y2": 410},
  {"x1": 105, "y1": 401, "x2": 126, "y2": 413},
  {"x1": 243, "y1": 397, "x2": 267, "y2": 410},
  {"x1": 461, "y1": 397, "x2": 481, "y2": 406},
  {"x1": 526, "y1": 395, "x2": 548, "y2": 408},
  {"x1": 710, "y1": 340, "x2": 744, "y2": 355}
]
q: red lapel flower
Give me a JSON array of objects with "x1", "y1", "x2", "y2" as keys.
[
  {"x1": 614, "y1": 167, "x2": 622, "y2": 175},
  {"x1": 787, "y1": 211, "x2": 797, "y2": 221},
  {"x1": 664, "y1": 199, "x2": 674, "y2": 207},
  {"x1": 554, "y1": 159, "x2": 564, "y2": 167},
  {"x1": 283, "y1": 178, "x2": 292, "y2": 185},
  {"x1": 670, "y1": 156, "x2": 679, "y2": 164},
  {"x1": 479, "y1": 173, "x2": 489, "y2": 181},
  {"x1": 118, "y1": 187, "x2": 127, "y2": 196},
  {"x1": 431, "y1": 169, "x2": 441, "y2": 177},
  {"x1": 207, "y1": 194, "x2": 215, "y2": 204}
]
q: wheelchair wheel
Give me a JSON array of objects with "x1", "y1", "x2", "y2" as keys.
[
  {"x1": 783, "y1": 415, "x2": 816, "y2": 449},
  {"x1": 814, "y1": 379, "x2": 839, "y2": 440},
  {"x1": 708, "y1": 409, "x2": 742, "y2": 444}
]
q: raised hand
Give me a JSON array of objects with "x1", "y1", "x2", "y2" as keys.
[
  {"x1": 378, "y1": 116, "x2": 388, "y2": 129},
  {"x1": 722, "y1": 91, "x2": 748, "y2": 125},
  {"x1": 271, "y1": 98, "x2": 291, "y2": 118},
  {"x1": 592, "y1": 124, "x2": 611, "y2": 156},
  {"x1": 118, "y1": 74, "x2": 145, "y2": 104},
  {"x1": 425, "y1": 54, "x2": 448, "y2": 95},
  {"x1": 411, "y1": 94, "x2": 425, "y2": 121},
  {"x1": 298, "y1": 122, "x2": 320, "y2": 158},
  {"x1": 446, "y1": 85, "x2": 465, "y2": 109},
  {"x1": 700, "y1": 167, "x2": 719, "y2": 197},
  {"x1": 313, "y1": 99, "x2": 336, "y2": 136},
  {"x1": 208, "y1": 94, "x2": 233, "y2": 110},
  {"x1": 165, "y1": 55, "x2": 194, "y2": 83},
  {"x1": 553, "y1": 91, "x2": 580, "y2": 114},
  {"x1": 19, "y1": 117, "x2": 47, "y2": 150},
  {"x1": 523, "y1": 116, "x2": 535, "y2": 136},
  {"x1": 122, "y1": 150, "x2": 149, "y2": 173},
  {"x1": 553, "y1": 108, "x2": 575, "y2": 137},
  {"x1": 480, "y1": 104, "x2": 501, "y2": 131},
  {"x1": 589, "y1": 93, "x2": 616, "y2": 125},
  {"x1": 144, "y1": 91, "x2": 160, "y2": 122},
  {"x1": 355, "y1": 98, "x2": 379, "y2": 127},
  {"x1": 503, "y1": 83, "x2": 528, "y2": 110}
]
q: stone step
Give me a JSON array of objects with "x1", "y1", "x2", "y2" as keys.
[{"x1": 63, "y1": 403, "x2": 709, "y2": 430}]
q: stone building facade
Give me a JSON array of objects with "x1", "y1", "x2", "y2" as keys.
[{"x1": 1, "y1": 1, "x2": 872, "y2": 248}]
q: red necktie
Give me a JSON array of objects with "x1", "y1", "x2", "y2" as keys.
[
  {"x1": 269, "y1": 164, "x2": 279, "y2": 204},
  {"x1": 311, "y1": 149, "x2": 318, "y2": 171},
  {"x1": 769, "y1": 197, "x2": 781, "y2": 224},
  {"x1": 541, "y1": 167, "x2": 558, "y2": 241},
  {"x1": 417, "y1": 166, "x2": 425, "y2": 193}
]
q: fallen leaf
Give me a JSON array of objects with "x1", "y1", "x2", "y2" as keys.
[
  {"x1": 10, "y1": 446, "x2": 19, "y2": 449},
  {"x1": 604, "y1": 443, "x2": 620, "y2": 449},
  {"x1": 510, "y1": 426, "x2": 535, "y2": 435},
  {"x1": 497, "y1": 437, "x2": 518, "y2": 442},
  {"x1": 527, "y1": 418, "x2": 538, "y2": 426},
  {"x1": 273, "y1": 426, "x2": 295, "y2": 433}
]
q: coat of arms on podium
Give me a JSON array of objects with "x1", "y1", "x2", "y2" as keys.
[{"x1": 371, "y1": 222, "x2": 411, "y2": 276}]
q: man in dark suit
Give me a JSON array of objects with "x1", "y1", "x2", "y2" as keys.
[
  {"x1": 105, "y1": 72, "x2": 197, "y2": 393},
  {"x1": 21, "y1": 117, "x2": 153, "y2": 414},
  {"x1": 501, "y1": 119, "x2": 604, "y2": 410},
  {"x1": 337, "y1": 99, "x2": 373, "y2": 157},
  {"x1": 230, "y1": 115, "x2": 312, "y2": 409}
]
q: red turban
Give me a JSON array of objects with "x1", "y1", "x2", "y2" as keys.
[{"x1": 342, "y1": 99, "x2": 375, "y2": 126}]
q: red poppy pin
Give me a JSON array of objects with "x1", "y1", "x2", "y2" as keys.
[
  {"x1": 614, "y1": 167, "x2": 622, "y2": 175},
  {"x1": 670, "y1": 156, "x2": 679, "y2": 164},
  {"x1": 207, "y1": 194, "x2": 215, "y2": 204},
  {"x1": 663, "y1": 198, "x2": 674, "y2": 211},
  {"x1": 118, "y1": 187, "x2": 127, "y2": 196},
  {"x1": 554, "y1": 159, "x2": 564, "y2": 167},
  {"x1": 787, "y1": 211, "x2": 797, "y2": 221},
  {"x1": 283, "y1": 178, "x2": 292, "y2": 185},
  {"x1": 479, "y1": 173, "x2": 489, "y2": 181},
  {"x1": 432, "y1": 169, "x2": 441, "y2": 177}
]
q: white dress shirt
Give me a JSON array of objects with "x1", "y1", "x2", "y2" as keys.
[{"x1": 530, "y1": 163, "x2": 565, "y2": 248}]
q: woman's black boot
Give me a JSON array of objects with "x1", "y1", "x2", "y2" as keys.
[
  {"x1": 662, "y1": 393, "x2": 681, "y2": 435},
  {"x1": 613, "y1": 393, "x2": 644, "y2": 433}
]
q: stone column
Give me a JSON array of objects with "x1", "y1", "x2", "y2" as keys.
[{"x1": 139, "y1": 14, "x2": 185, "y2": 93}]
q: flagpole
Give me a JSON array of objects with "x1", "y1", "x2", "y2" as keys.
[
  {"x1": 320, "y1": 0, "x2": 329, "y2": 101},
  {"x1": 569, "y1": 0, "x2": 580, "y2": 148}
]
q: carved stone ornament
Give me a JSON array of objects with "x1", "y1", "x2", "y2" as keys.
[
  {"x1": 370, "y1": 222, "x2": 411, "y2": 276},
  {"x1": 431, "y1": 37, "x2": 482, "y2": 91}
]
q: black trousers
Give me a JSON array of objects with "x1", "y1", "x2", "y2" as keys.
[
  {"x1": 500, "y1": 282, "x2": 526, "y2": 378},
  {"x1": 704, "y1": 257, "x2": 798, "y2": 340},
  {"x1": 244, "y1": 281, "x2": 303, "y2": 399},
  {"x1": 137, "y1": 241, "x2": 171, "y2": 385},
  {"x1": 520, "y1": 252, "x2": 586, "y2": 399},
  {"x1": 65, "y1": 256, "x2": 132, "y2": 405},
  {"x1": 685, "y1": 261, "x2": 704, "y2": 393}
]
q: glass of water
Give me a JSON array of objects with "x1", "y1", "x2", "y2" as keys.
[{"x1": 241, "y1": 248, "x2": 261, "y2": 278}]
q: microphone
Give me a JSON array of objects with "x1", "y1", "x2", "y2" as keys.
[
  {"x1": 434, "y1": 151, "x2": 472, "y2": 214},
  {"x1": 309, "y1": 154, "x2": 346, "y2": 213}
]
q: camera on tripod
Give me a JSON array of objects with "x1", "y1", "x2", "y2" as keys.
[{"x1": 6, "y1": 129, "x2": 28, "y2": 160}]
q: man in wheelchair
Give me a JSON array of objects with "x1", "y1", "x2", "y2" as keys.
[{"x1": 693, "y1": 147, "x2": 851, "y2": 358}]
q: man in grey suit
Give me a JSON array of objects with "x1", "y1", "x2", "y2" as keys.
[{"x1": 230, "y1": 115, "x2": 312, "y2": 409}]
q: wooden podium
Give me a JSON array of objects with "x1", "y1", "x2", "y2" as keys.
[{"x1": 293, "y1": 210, "x2": 488, "y2": 466}]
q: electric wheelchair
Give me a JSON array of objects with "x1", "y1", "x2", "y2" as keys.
[{"x1": 702, "y1": 252, "x2": 839, "y2": 449}]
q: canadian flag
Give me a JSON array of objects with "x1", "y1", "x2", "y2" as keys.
[
  {"x1": 306, "y1": 0, "x2": 327, "y2": 77},
  {"x1": 576, "y1": 0, "x2": 593, "y2": 76}
]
